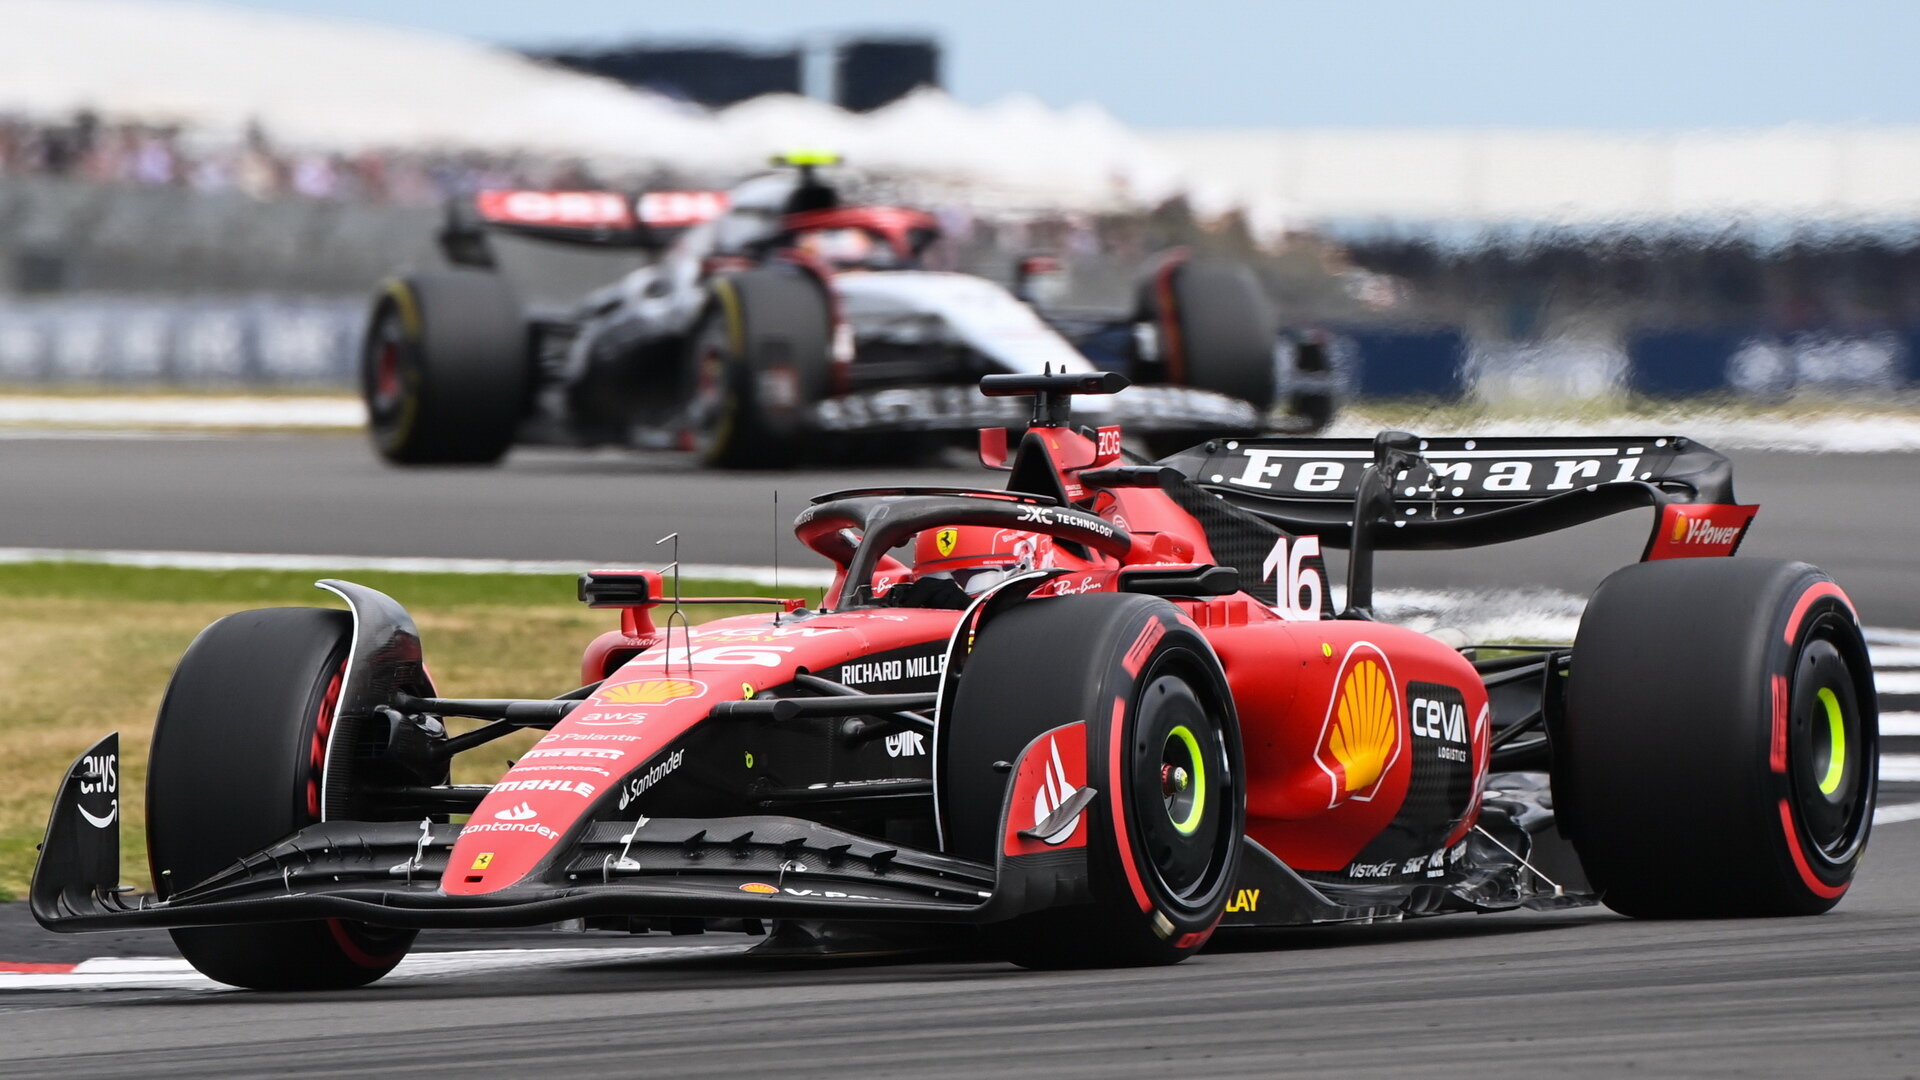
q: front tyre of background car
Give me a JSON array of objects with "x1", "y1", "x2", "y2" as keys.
[
  {"x1": 686, "y1": 268, "x2": 833, "y2": 469},
  {"x1": 941, "y1": 593, "x2": 1244, "y2": 967},
  {"x1": 362, "y1": 270, "x2": 528, "y2": 465},
  {"x1": 147, "y1": 607, "x2": 416, "y2": 990},
  {"x1": 1556, "y1": 558, "x2": 1876, "y2": 917}
]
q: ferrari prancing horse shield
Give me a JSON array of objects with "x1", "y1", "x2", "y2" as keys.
[{"x1": 935, "y1": 528, "x2": 958, "y2": 558}]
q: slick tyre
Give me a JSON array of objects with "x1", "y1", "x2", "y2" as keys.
[
  {"x1": 363, "y1": 271, "x2": 528, "y2": 465},
  {"x1": 147, "y1": 607, "x2": 415, "y2": 989},
  {"x1": 688, "y1": 268, "x2": 832, "y2": 469},
  {"x1": 1557, "y1": 559, "x2": 1876, "y2": 917},
  {"x1": 942, "y1": 593, "x2": 1244, "y2": 967},
  {"x1": 1142, "y1": 258, "x2": 1277, "y2": 409}
]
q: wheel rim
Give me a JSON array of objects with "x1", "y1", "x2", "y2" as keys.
[
  {"x1": 1787, "y1": 615, "x2": 1872, "y2": 864},
  {"x1": 686, "y1": 322, "x2": 734, "y2": 457},
  {"x1": 1129, "y1": 663, "x2": 1233, "y2": 904},
  {"x1": 363, "y1": 312, "x2": 415, "y2": 443}
]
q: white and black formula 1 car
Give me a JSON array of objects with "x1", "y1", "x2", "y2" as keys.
[
  {"x1": 362, "y1": 153, "x2": 1334, "y2": 467},
  {"x1": 33, "y1": 373, "x2": 1877, "y2": 990}
]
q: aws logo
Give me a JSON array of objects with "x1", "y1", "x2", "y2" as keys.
[
  {"x1": 1313, "y1": 644, "x2": 1402, "y2": 808},
  {"x1": 594, "y1": 678, "x2": 707, "y2": 705}
]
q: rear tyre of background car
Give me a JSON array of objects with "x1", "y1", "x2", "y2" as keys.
[
  {"x1": 941, "y1": 593, "x2": 1244, "y2": 967},
  {"x1": 363, "y1": 270, "x2": 528, "y2": 465},
  {"x1": 147, "y1": 607, "x2": 416, "y2": 989},
  {"x1": 687, "y1": 268, "x2": 833, "y2": 469},
  {"x1": 1138, "y1": 258, "x2": 1279, "y2": 457},
  {"x1": 1556, "y1": 558, "x2": 1876, "y2": 917}
]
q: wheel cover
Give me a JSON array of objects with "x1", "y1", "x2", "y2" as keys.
[
  {"x1": 1787, "y1": 618, "x2": 1872, "y2": 864},
  {"x1": 1128, "y1": 663, "x2": 1233, "y2": 903}
]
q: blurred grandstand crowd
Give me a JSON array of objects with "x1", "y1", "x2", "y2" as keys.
[{"x1": 0, "y1": 110, "x2": 614, "y2": 205}]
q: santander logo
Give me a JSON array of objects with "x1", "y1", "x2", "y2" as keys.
[
  {"x1": 1031, "y1": 737, "x2": 1081, "y2": 845},
  {"x1": 494, "y1": 802, "x2": 537, "y2": 822}
]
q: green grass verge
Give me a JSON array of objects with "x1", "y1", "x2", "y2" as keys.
[{"x1": 0, "y1": 561, "x2": 815, "y2": 901}]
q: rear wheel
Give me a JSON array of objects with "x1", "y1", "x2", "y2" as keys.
[
  {"x1": 1557, "y1": 558, "x2": 1876, "y2": 917},
  {"x1": 942, "y1": 593, "x2": 1244, "y2": 967},
  {"x1": 687, "y1": 268, "x2": 832, "y2": 468},
  {"x1": 363, "y1": 271, "x2": 528, "y2": 465},
  {"x1": 147, "y1": 607, "x2": 416, "y2": 989},
  {"x1": 1138, "y1": 258, "x2": 1278, "y2": 456}
]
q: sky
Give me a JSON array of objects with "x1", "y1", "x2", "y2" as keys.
[{"x1": 210, "y1": 0, "x2": 1920, "y2": 130}]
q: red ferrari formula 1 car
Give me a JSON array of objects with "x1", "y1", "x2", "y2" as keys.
[{"x1": 33, "y1": 373, "x2": 1877, "y2": 989}]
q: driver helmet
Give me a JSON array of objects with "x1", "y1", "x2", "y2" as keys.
[{"x1": 912, "y1": 525, "x2": 1054, "y2": 596}]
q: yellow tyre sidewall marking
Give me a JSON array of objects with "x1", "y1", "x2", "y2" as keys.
[
  {"x1": 1817, "y1": 686, "x2": 1847, "y2": 796},
  {"x1": 698, "y1": 278, "x2": 747, "y2": 462},
  {"x1": 1166, "y1": 723, "x2": 1207, "y2": 835},
  {"x1": 375, "y1": 278, "x2": 423, "y2": 450}
]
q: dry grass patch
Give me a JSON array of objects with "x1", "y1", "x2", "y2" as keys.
[{"x1": 0, "y1": 564, "x2": 806, "y2": 900}]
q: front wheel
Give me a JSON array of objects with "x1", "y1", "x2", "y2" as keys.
[
  {"x1": 942, "y1": 593, "x2": 1244, "y2": 967},
  {"x1": 686, "y1": 268, "x2": 833, "y2": 468},
  {"x1": 1557, "y1": 558, "x2": 1877, "y2": 917},
  {"x1": 147, "y1": 607, "x2": 416, "y2": 989}
]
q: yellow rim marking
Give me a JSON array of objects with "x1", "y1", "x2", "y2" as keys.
[
  {"x1": 1166, "y1": 724, "x2": 1206, "y2": 835},
  {"x1": 1817, "y1": 687, "x2": 1847, "y2": 796}
]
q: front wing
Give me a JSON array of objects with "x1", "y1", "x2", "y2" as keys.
[{"x1": 31, "y1": 734, "x2": 1085, "y2": 933}]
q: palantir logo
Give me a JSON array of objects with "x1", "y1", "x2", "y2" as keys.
[{"x1": 494, "y1": 802, "x2": 538, "y2": 822}]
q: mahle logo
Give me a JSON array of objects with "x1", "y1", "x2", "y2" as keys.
[
  {"x1": 1314, "y1": 645, "x2": 1401, "y2": 806},
  {"x1": 596, "y1": 679, "x2": 706, "y2": 705}
]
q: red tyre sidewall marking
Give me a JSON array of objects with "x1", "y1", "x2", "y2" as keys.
[
  {"x1": 1774, "y1": 581, "x2": 1859, "y2": 901},
  {"x1": 1782, "y1": 582, "x2": 1854, "y2": 646},
  {"x1": 1777, "y1": 799, "x2": 1849, "y2": 900},
  {"x1": 309, "y1": 658, "x2": 400, "y2": 969},
  {"x1": 1769, "y1": 673, "x2": 1790, "y2": 775},
  {"x1": 1107, "y1": 695, "x2": 1154, "y2": 915}
]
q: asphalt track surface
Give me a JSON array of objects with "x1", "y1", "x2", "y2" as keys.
[
  {"x1": 0, "y1": 822, "x2": 1917, "y2": 1078},
  {"x1": 3, "y1": 432, "x2": 1919, "y2": 1077},
  {"x1": 0, "y1": 432, "x2": 1913, "y2": 623}
]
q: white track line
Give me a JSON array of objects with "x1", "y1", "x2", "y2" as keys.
[
  {"x1": 0, "y1": 397, "x2": 362, "y2": 428},
  {"x1": 0, "y1": 942, "x2": 749, "y2": 993}
]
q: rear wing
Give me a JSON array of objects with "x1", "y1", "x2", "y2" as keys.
[
  {"x1": 1159, "y1": 434, "x2": 1755, "y2": 560},
  {"x1": 439, "y1": 189, "x2": 729, "y2": 266}
]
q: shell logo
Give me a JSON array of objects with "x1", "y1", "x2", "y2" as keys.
[
  {"x1": 1671, "y1": 513, "x2": 1688, "y2": 542},
  {"x1": 935, "y1": 528, "x2": 959, "y2": 558},
  {"x1": 1313, "y1": 645, "x2": 1401, "y2": 806},
  {"x1": 596, "y1": 679, "x2": 706, "y2": 705},
  {"x1": 738, "y1": 882, "x2": 778, "y2": 895}
]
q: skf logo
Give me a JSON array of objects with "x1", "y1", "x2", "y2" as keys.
[
  {"x1": 1313, "y1": 644, "x2": 1401, "y2": 806},
  {"x1": 470, "y1": 853, "x2": 494, "y2": 871},
  {"x1": 596, "y1": 678, "x2": 706, "y2": 705},
  {"x1": 934, "y1": 528, "x2": 958, "y2": 558},
  {"x1": 1226, "y1": 888, "x2": 1260, "y2": 913}
]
